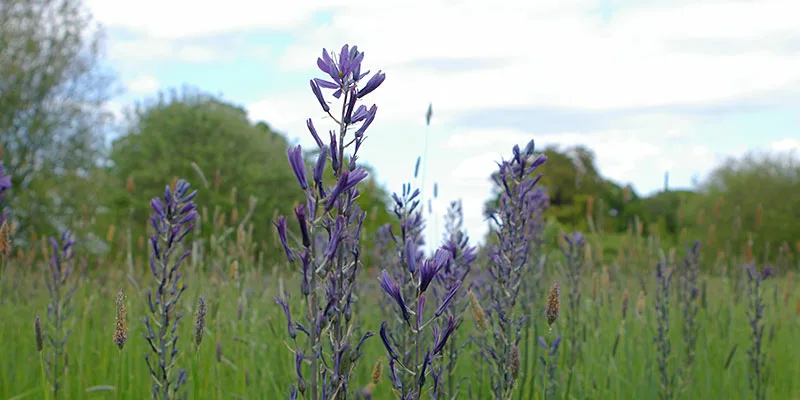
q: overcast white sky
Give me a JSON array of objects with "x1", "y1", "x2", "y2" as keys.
[{"x1": 87, "y1": 0, "x2": 800, "y2": 247}]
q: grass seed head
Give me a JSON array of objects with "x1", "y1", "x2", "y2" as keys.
[
  {"x1": 0, "y1": 219, "x2": 10, "y2": 257},
  {"x1": 371, "y1": 358, "x2": 383, "y2": 385},
  {"x1": 509, "y1": 345, "x2": 520, "y2": 379},
  {"x1": 468, "y1": 290, "x2": 488, "y2": 331},
  {"x1": 621, "y1": 287, "x2": 630, "y2": 321},
  {"x1": 195, "y1": 296, "x2": 207, "y2": 347},
  {"x1": 546, "y1": 281, "x2": 560, "y2": 327},
  {"x1": 114, "y1": 289, "x2": 128, "y2": 350},
  {"x1": 34, "y1": 315, "x2": 43, "y2": 352}
]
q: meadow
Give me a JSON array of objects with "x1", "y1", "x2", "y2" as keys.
[{"x1": 1, "y1": 44, "x2": 799, "y2": 400}]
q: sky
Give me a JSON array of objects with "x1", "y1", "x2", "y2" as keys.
[{"x1": 85, "y1": 0, "x2": 800, "y2": 247}]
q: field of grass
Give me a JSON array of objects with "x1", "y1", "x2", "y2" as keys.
[{"x1": 1, "y1": 227, "x2": 799, "y2": 400}]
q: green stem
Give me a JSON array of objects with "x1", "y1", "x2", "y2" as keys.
[{"x1": 39, "y1": 352, "x2": 49, "y2": 400}]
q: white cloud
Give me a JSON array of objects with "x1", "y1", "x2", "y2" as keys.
[
  {"x1": 276, "y1": 0, "x2": 800, "y2": 114},
  {"x1": 86, "y1": 0, "x2": 334, "y2": 38},
  {"x1": 770, "y1": 138, "x2": 800, "y2": 152},
  {"x1": 108, "y1": 39, "x2": 220, "y2": 63},
  {"x1": 86, "y1": 0, "x2": 800, "y2": 245},
  {"x1": 127, "y1": 75, "x2": 160, "y2": 94}
]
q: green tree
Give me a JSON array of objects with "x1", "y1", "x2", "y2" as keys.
[
  {"x1": 684, "y1": 150, "x2": 800, "y2": 264},
  {"x1": 107, "y1": 87, "x2": 394, "y2": 269},
  {"x1": 0, "y1": 0, "x2": 116, "y2": 238}
]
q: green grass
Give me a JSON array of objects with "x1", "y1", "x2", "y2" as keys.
[{"x1": 1, "y1": 252, "x2": 799, "y2": 399}]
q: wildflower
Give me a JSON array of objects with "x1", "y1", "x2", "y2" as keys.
[
  {"x1": 287, "y1": 145, "x2": 308, "y2": 190},
  {"x1": 379, "y1": 321, "x2": 399, "y2": 360},
  {"x1": 114, "y1": 289, "x2": 128, "y2": 350},
  {"x1": 294, "y1": 205, "x2": 311, "y2": 248},
  {"x1": 379, "y1": 270, "x2": 410, "y2": 323},
  {"x1": 276, "y1": 295, "x2": 297, "y2": 339},
  {"x1": 142, "y1": 179, "x2": 197, "y2": 399},
  {"x1": 310, "y1": 79, "x2": 330, "y2": 112},
  {"x1": 274, "y1": 216, "x2": 295, "y2": 263},
  {"x1": 432, "y1": 316, "x2": 458, "y2": 356},
  {"x1": 357, "y1": 71, "x2": 385, "y2": 98},
  {"x1": 435, "y1": 280, "x2": 462, "y2": 317}
]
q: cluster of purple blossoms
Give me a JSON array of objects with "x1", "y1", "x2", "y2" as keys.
[
  {"x1": 432, "y1": 200, "x2": 477, "y2": 397},
  {"x1": 478, "y1": 140, "x2": 548, "y2": 399},
  {"x1": 370, "y1": 157, "x2": 466, "y2": 398},
  {"x1": 142, "y1": 179, "x2": 198, "y2": 400},
  {"x1": 377, "y1": 244, "x2": 462, "y2": 399},
  {"x1": 42, "y1": 230, "x2": 78, "y2": 399},
  {"x1": 275, "y1": 44, "x2": 384, "y2": 400},
  {"x1": 745, "y1": 263, "x2": 773, "y2": 400}
]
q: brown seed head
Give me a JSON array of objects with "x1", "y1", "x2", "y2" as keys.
[
  {"x1": 621, "y1": 288, "x2": 630, "y2": 321},
  {"x1": 795, "y1": 298, "x2": 800, "y2": 316},
  {"x1": 231, "y1": 260, "x2": 239, "y2": 280},
  {"x1": 114, "y1": 289, "x2": 128, "y2": 350},
  {"x1": 636, "y1": 291, "x2": 646, "y2": 318},
  {"x1": 0, "y1": 219, "x2": 11, "y2": 257},
  {"x1": 216, "y1": 339, "x2": 223, "y2": 362},
  {"x1": 468, "y1": 290, "x2": 488, "y2": 331},
  {"x1": 371, "y1": 359, "x2": 383, "y2": 385},
  {"x1": 509, "y1": 345, "x2": 521, "y2": 379},
  {"x1": 34, "y1": 315, "x2": 43, "y2": 352},
  {"x1": 546, "y1": 282, "x2": 560, "y2": 327},
  {"x1": 195, "y1": 296, "x2": 207, "y2": 347},
  {"x1": 106, "y1": 224, "x2": 116, "y2": 243},
  {"x1": 125, "y1": 175, "x2": 135, "y2": 194}
]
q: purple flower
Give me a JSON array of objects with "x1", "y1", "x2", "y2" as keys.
[
  {"x1": 358, "y1": 71, "x2": 385, "y2": 98},
  {"x1": 380, "y1": 321, "x2": 399, "y2": 360},
  {"x1": 432, "y1": 316, "x2": 457, "y2": 355},
  {"x1": 310, "y1": 79, "x2": 330, "y2": 112},
  {"x1": 417, "y1": 295, "x2": 426, "y2": 328},
  {"x1": 273, "y1": 216, "x2": 296, "y2": 263},
  {"x1": 354, "y1": 105, "x2": 378, "y2": 138},
  {"x1": 287, "y1": 145, "x2": 308, "y2": 190},
  {"x1": 405, "y1": 239, "x2": 418, "y2": 273},
  {"x1": 379, "y1": 270, "x2": 410, "y2": 322},
  {"x1": 276, "y1": 295, "x2": 297, "y2": 339},
  {"x1": 299, "y1": 249, "x2": 311, "y2": 296},
  {"x1": 323, "y1": 215, "x2": 346, "y2": 263},
  {"x1": 325, "y1": 168, "x2": 368, "y2": 210},
  {"x1": 295, "y1": 350, "x2": 305, "y2": 389},
  {"x1": 294, "y1": 205, "x2": 310, "y2": 248},
  {"x1": 314, "y1": 147, "x2": 328, "y2": 187},
  {"x1": 0, "y1": 163, "x2": 11, "y2": 194},
  {"x1": 389, "y1": 358, "x2": 402, "y2": 389},
  {"x1": 418, "y1": 249, "x2": 450, "y2": 294},
  {"x1": 306, "y1": 119, "x2": 324, "y2": 149},
  {"x1": 435, "y1": 280, "x2": 462, "y2": 317}
]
